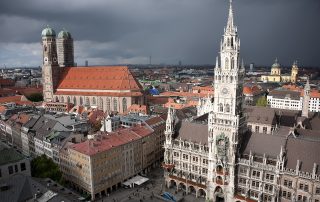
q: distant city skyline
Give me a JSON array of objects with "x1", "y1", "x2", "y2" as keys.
[{"x1": 0, "y1": 0, "x2": 319, "y2": 67}]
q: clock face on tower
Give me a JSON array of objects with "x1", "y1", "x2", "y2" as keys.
[{"x1": 221, "y1": 87, "x2": 229, "y2": 95}]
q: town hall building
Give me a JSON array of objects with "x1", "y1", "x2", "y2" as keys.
[{"x1": 163, "y1": 1, "x2": 320, "y2": 202}]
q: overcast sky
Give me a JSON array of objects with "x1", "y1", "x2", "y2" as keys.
[{"x1": 0, "y1": 0, "x2": 319, "y2": 67}]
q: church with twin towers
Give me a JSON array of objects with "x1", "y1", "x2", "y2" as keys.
[
  {"x1": 41, "y1": 27, "x2": 144, "y2": 114},
  {"x1": 163, "y1": 1, "x2": 320, "y2": 202}
]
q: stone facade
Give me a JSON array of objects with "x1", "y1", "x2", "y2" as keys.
[{"x1": 163, "y1": 2, "x2": 320, "y2": 202}]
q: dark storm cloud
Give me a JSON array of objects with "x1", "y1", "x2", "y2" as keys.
[{"x1": 0, "y1": 0, "x2": 319, "y2": 66}]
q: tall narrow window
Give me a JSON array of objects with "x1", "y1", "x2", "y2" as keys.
[
  {"x1": 92, "y1": 97, "x2": 96, "y2": 105},
  {"x1": 85, "y1": 97, "x2": 90, "y2": 106},
  {"x1": 67, "y1": 96, "x2": 70, "y2": 103},
  {"x1": 225, "y1": 58, "x2": 229, "y2": 69},
  {"x1": 61, "y1": 96, "x2": 64, "y2": 103},
  {"x1": 219, "y1": 103, "x2": 223, "y2": 112},
  {"x1": 113, "y1": 98, "x2": 118, "y2": 111},
  {"x1": 122, "y1": 98, "x2": 127, "y2": 113},
  {"x1": 226, "y1": 104, "x2": 230, "y2": 113},
  {"x1": 98, "y1": 97, "x2": 103, "y2": 110},
  {"x1": 73, "y1": 97, "x2": 77, "y2": 105},
  {"x1": 80, "y1": 97, "x2": 83, "y2": 105},
  {"x1": 231, "y1": 57, "x2": 234, "y2": 69},
  {"x1": 106, "y1": 98, "x2": 111, "y2": 111}
]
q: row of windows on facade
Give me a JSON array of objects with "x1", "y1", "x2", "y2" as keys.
[
  {"x1": 237, "y1": 187, "x2": 273, "y2": 202},
  {"x1": 214, "y1": 74, "x2": 237, "y2": 83},
  {"x1": 284, "y1": 179, "x2": 320, "y2": 194},
  {"x1": 239, "y1": 168, "x2": 275, "y2": 181},
  {"x1": 55, "y1": 96, "x2": 128, "y2": 111},
  {"x1": 174, "y1": 152, "x2": 208, "y2": 164},
  {"x1": 239, "y1": 178, "x2": 274, "y2": 191},
  {"x1": 173, "y1": 140, "x2": 209, "y2": 152},
  {"x1": 247, "y1": 125, "x2": 268, "y2": 134},
  {"x1": 219, "y1": 57, "x2": 238, "y2": 70},
  {"x1": 1, "y1": 162, "x2": 27, "y2": 177},
  {"x1": 282, "y1": 191, "x2": 319, "y2": 202}
]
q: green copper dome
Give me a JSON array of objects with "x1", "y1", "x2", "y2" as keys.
[
  {"x1": 58, "y1": 30, "x2": 72, "y2": 38},
  {"x1": 271, "y1": 58, "x2": 280, "y2": 68},
  {"x1": 41, "y1": 26, "x2": 56, "y2": 37}
]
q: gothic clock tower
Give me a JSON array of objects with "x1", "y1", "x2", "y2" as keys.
[{"x1": 207, "y1": 0, "x2": 246, "y2": 201}]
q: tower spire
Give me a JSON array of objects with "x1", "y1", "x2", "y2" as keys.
[{"x1": 226, "y1": 0, "x2": 234, "y2": 33}]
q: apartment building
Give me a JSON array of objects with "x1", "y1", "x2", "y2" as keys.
[{"x1": 60, "y1": 115, "x2": 165, "y2": 200}]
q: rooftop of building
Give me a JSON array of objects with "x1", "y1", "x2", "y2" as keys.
[
  {"x1": 56, "y1": 66, "x2": 143, "y2": 94},
  {"x1": 174, "y1": 120, "x2": 208, "y2": 145},
  {"x1": 286, "y1": 129, "x2": 320, "y2": 173},
  {"x1": 0, "y1": 174, "x2": 71, "y2": 202},
  {"x1": 268, "y1": 89, "x2": 301, "y2": 100},
  {"x1": 0, "y1": 146, "x2": 26, "y2": 166},
  {"x1": 70, "y1": 124, "x2": 153, "y2": 156},
  {"x1": 245, "y1": 106, "x2": 277, "y2": 125}
]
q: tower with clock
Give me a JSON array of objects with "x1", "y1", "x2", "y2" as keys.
[
  {"x1": 41, "y1": 26, "x2": 61, "y2": 102},
  {"x1": 207, "y1": 0, "x2": 246, "y2": 201}
]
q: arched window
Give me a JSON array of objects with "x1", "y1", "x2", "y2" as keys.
[
  {"x1": 106, "y1": 98, "x2": 111, "y2": 111},
  {"x1": 231, "y1": 37, "x2": 233, "y2": 47},
  {"x1": 61, "y1": 96, "x2": 64, "y2": 103},
  {"x1": 98, "y1": 97, "x2": 103, "y2": 110},
  {"x1": 67, "y1": 96, "x2": 70, "y2": 103},
  {"x1": 225, "y1": 58, "x2": 229, "y2": 69},
  {"x1": 122, "y1": 98, "x2": 127, "y2": 113},
  {"x1": 231, "y1": 57, "x2": 234, "y2": 69},
  {"x1": 226, "y1": 104, "x2": 230, "y2": 113},
  {"x1": 230, "y1": 76, "x2": 233, "y2": 83},
  {"x1": 226, "y1": 76, "x2": 229, "y2": 82},
  {"x1": 92, "y1": 97, "x2": 96, "y2": 105},
  {"x1": 219, "y1": 103, "x2": 223, "y2": 112},
  {"x1": 113, "y1": 98, "x2": 118, "y2": 111},
  {"x1": 218, "y1": 75, "x2": 221, "y2": 81},
  {"x1": 55, "y1": 96, "x2": 59, "y2": 102},
  {"x1": 85, "y1": 97, "x2": 90, "y2": 106},
  {"x1": 80, "y1": 97, "x2": 83, "y2": 105},
  {"x1": 73, "y1": 97, "x2": 77, "y2": 105}
]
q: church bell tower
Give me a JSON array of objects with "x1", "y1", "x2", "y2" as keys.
[
  {"x1": 207, "y1": 0, "x2": 246, "y2": 201},
  {"x1": 41, "y1": 26, "x2": 60, "y2": 102}
]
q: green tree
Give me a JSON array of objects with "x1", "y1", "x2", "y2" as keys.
[
  {"x1": 27, "y1": 93, "x2": 43, "y2": 102},
  {"x1": 31, "y1": 155, "x2": 62, "y2": 181},
  {"x1": 256, "y1": 96, "x2": 268, "y2": 107}
]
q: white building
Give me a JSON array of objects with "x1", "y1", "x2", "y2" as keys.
[{"x1": 267, "y1": 81, "x2": 320, "y2": 112}]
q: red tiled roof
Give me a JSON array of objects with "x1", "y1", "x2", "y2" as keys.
[
  {"x1": 310, "y1": 90, "x2": 320, "y2": 98},
  {"x1": 0, "y1": 106, "x2": 7, "y2": 113},
  {"x1": 0, "y1": 95, "x2": 25, "y2": 104},
  {"x1": 13, "y1": 87, "x2": 43, "y2": 96},
  {"x1": 160, "y1": 91, "x2": 210, "y2": 98},
  {"x1": 55, "y1": 91, "x2": 143, "y2": 97},
  {"x1": 0, "y1": 78, "x2": 15, "y2": 86},
  {"x1": 70, "y1": 125, "x2": 153, "y2": 156},
  {"x1": 145, "y1": 116, "x2": 164, "y2": 127},
  {"x1": 243, "y1": 86, "x2": 262, "y2": 96},
  {"x1": 57, "y1": 66, "x2": 142, "y2": 91},
  {"x1": 127, "y1": 104, "x2": 148, "y2": 114}
]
